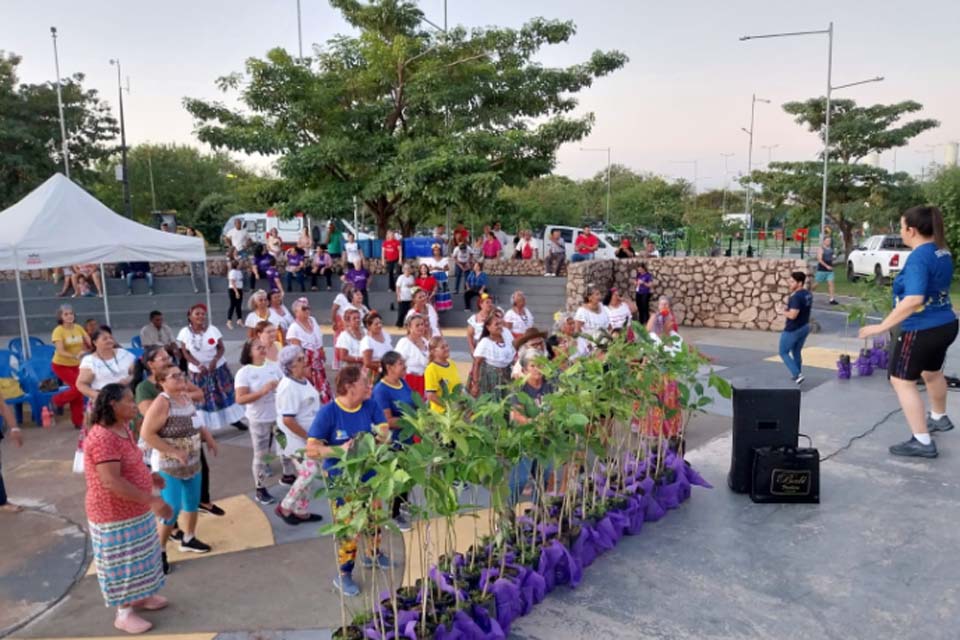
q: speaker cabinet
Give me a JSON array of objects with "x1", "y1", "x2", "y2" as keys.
[{"x1": 728, "y1": 385, "x2": 800, "y2": 493}]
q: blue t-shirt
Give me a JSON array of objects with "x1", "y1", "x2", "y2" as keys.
[
  {"x1": 307, "y1": 398, "x2": 387, "y2": 474},
  {"x1": 785, "y1": 290, "x2": 813, "y2": 332},
  {"x1": 373, "y1": 379, "x2": 414, "y2": 443},
  {"x1": 894, "y1": 242, "x2": 955, "y2": 331},
  {"x1": 466, "y1": 271, "x2": 488, "y2": 290}
]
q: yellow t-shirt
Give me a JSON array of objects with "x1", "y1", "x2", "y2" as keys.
[
  {"x1": 51, "y1": 324, "x2": 88, "y2": 366},
  {"x1": 424, "y1": 361, "x2": 462, "y2": 413}
]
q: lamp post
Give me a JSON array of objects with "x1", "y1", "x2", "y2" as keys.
[
  {"x1": 741, "y1": 94, "x2": 770, "y2": 222},
  {"x1": 741, "y1": 23, "x2": 883, "y2": 241},
  {"x1": 581, "y1": 147, "x2": 612, "y2": 228},
  {"x1": 50, "y1": 27, "x2": 70, "y2": 178},
  {"x1": 296, "y1": 0, "x2": 303, "y2": 60},
  {"x1": 720, "y1": 153, "x2": 735, "y2": 214},
  {"x1": 109, "y1": 59, "x2": 132, "y2": 218}
]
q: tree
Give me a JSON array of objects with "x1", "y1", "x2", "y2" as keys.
[
  {"x1": 926, "y1": 166, "x2": 960, "y2": 258},
  {"x1": 745, "y1": 98, "x2": 937, "y2": 250},
  {"x1": 193, "y1": 192, "x2": 242, "y2": 241},
  {"x1": 497, "y1": 175, "x2": 583, "y2": 231},
  {"x1": 0, "y1": 51, "x2": 118, "y2": 208},
  {"x1": 184, "y1": 0, "x2": 627, "y2": 237}
]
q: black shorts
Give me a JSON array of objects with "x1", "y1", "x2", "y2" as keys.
[{"x1": 889, "y1": 319, "x2": 959, "y2": 381}]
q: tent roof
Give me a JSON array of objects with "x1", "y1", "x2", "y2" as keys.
[{"x1": 0, "y1": 173, "x2": 205, "y2": 270}]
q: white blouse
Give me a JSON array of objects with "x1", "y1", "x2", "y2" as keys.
[
  {"x1": 176, "y1": 325, "x2": 226, "y2": 373},
  {"x1": 574, "y1": 306, "x2": 611, "y2": 339},
  {"x1": 360, "y1": 333, "x2": 394, "y2": 362},
  {"x1": 474, "y1": 337, "x2": 516, "y2": 369},
  {"x1": 335, "y1": 331, "x2": 364, "y2": 360},
  {"x1": 286, "y1": 319, "x2": 324, "y2": 352},
  {"x1": 395, "y1": 337, "x2": 429, "y2": 375},
  {"x1": 504, "y1": 307, "x2": 535, "y2": 336},
  {"x1": 605, "y1": 303, "x2": 632, "y2": 330}
]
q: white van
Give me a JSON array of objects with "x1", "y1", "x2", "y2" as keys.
[{"x1": 221, "y1": 213, "x2": 372, "y2": 249}]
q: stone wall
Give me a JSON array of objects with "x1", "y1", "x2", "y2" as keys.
[{"x1": 566, "y1": 257, "x2": 809, "y2": 331}]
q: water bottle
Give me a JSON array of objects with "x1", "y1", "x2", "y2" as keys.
[{"x1": 41, "y1": 406, "x2": 53, "y2": 428}]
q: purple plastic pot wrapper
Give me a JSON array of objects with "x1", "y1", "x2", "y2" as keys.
[
  {"x1": 515, "y1": 563, "x2": 546, "y2": 612},
  {"x1": 433, "y1": 622, "x2": 466, "y2": 640},
  {"x1": 537, "y1": 539, "x2": 582, "y2": 591},
  {"x1": 604, "y1": 509, "x2": 629, "y2": 541},
  {"x1": 595, "y1": 514, "x2": 622, "y2": 549},
  {"x1": 363, "y1": 610, "x2": 421, "y2": 640},
  {"x1": 570, "y1": 525, "x2": 598, "y2": 569},
  {"x1": 655, "y1": 479, "x2": 682, "y2": 511},
  {"x1": 451, "y1": 608, "x2": 505, "y2": 640},
  {"x1": 624, "y1": 494, "x2": 646, "y2": 535},
  {"x1": 489, "y1": 578, "x2": 523, "y2": 634},
  {"x1": 429, "y1": 566, "x2": 467, "y2": 600}
]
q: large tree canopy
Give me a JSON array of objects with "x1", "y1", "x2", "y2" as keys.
[
  {"x1": 0, "y1": 51, "x2": 118, "y2": 208},
  {"x1": 184, "y1": 0, "x2": 627, "y2": 236},
  {"x1": 747, "y1": 98, "x2": 937, "y2": 250}
]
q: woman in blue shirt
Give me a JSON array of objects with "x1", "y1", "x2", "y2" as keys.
[
  {"x1": 860, "y1": 207, "x2": 958, "y2": 458},
  {"x1": 372, "y1": 351, "x2": 415, "y2": 531}
]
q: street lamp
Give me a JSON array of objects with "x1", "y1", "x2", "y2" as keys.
[
  {"x1": 109, "y1": 59, "x2": 132, "y2": 218},
  {"x1": 740, "y1": 23, "x2": 883, "y2": 240},
  {"x1": 741, "y1": 94, "x2": 770, "y2": 221},
  {"x1": 50, "y1": 27, "x2": 70, "y2": 178},
  {"x1": 296, "y1": 0, "x2": 303, "y2": 60},
  {"x1": 581, "y1": 147, "x2": 612, "y2": 228}
]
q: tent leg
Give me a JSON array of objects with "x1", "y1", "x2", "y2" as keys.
[
  {"x1": 203, "y1": 258, "x2": 212, "y2": 319},
  {"x1": 12, "y1": 250, "x2": 31, "y2": 361},
  {"x1": 100, "y1": 263, "x2": 112, "y2": 327}
]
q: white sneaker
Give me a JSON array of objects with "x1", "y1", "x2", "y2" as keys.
[{"x1": 795, "y1": 374, "x2": 805, "y2": 385}]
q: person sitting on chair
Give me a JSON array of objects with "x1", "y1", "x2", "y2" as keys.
[{"x1": 123, "y1": 262, "x2": 155, "y2": 296}]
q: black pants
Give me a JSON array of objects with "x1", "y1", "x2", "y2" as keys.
[
  {"x1": 200, "y1": 446, "x2": 211, "y2": 505},
  {"x1": 227, "y1": 289, "x2": 244, "y2": 321},
  {"x1": 311, "y1": 268, "x2": 333, "y2": 289},
  {"x1": 636, "y1": 292, "x2": 651, "y2": 326},
  {"x1": 386, "y1": 260, "x2": 399, "y2": 291},
  {"x1": 396, "y1": 300, "x2": 411, "y2": 328},
  {"x1": 285, "y1": 271, "x2": 306, "y2": 292},
  {"x1": 464, "y1": 288, "x2": 482, "y2": 311},
  {"x1": 0, "y1": 446, "x2": 7, "y2": 506}
]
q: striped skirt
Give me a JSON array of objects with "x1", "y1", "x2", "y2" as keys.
[
  {"x1": 433, "y1": 271, "x2": 453, "y2": 312},
  {"x1": 89, "y1": 511, "x2": 165, "y2": 607}
]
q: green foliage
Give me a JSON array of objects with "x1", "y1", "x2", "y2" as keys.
[
  {"x1": 193, "y1": 193, "x2": 241, "y2": 241},
  {"x1": 184, "y1": 1, "x2": 627, "y2": 237},
  {"x1": 926, "y1": 166, "x2": 960, "y2": 259},
  {"x1": 0, "y1": 51, "x2": 118, "y2": 208}
]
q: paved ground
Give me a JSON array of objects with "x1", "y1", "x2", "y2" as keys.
[{"x1": 4, "y1": 313, "x2": 960, "y2": 639}]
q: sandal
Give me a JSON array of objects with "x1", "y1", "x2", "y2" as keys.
[
  {"x1": 0, "y1": 503, "x2": 24, "y2": 513},
  {"x1": 114, "y1": 610, "x2": 152, "y2": 634},
  {"x1": 134, "y1": 595, "x2": 168, "y2": 611}
]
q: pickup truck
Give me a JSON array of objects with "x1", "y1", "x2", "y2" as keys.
[
  {"x1": 846, "y1": 234, "x2": 911, "y2": 282},
  {"x1": 539, "y1": 225, "x2": 619, "y2": 260}
]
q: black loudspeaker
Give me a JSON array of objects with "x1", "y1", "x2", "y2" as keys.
[
  {"x1": 750, "y1": 446, "x2": 820, "y2": 504},
  {"x1": 727, "y1": 385, "x2": 800, "y2": 493}
]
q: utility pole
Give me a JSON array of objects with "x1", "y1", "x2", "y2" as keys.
[
  {"x1": 50, "y1": 27, "x2": 70, "y2": 178},
  {"x1": 109, "y1": 59, "x2": 132, "y2": 218}
]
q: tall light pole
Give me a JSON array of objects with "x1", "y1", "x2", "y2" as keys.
[
  {"x1": 741, "y1": 23, "x2": 883, "y2": 241},
  {"x1": 720, "y1": 153, "x2": 735, "y2": 214},
  {"x1": 50, "y1": 27, "x2": 70, "y2": 178},
  {"x1": 741, "y1": 94, "x2": 770, "y2": 221},
  {"x1": 581, "y1": 147, "x2": 612, "y2": 227},
  {"x1": 761, "y1": 144, "x2": 780, "y2": 166},
  {"x1": 296, "y1": 0, "x2": 303, "y2": 60},
  {"x1": 109, "y1": 59, "x2": 132, "y2": 218}
]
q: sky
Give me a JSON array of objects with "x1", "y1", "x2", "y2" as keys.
[{"x1": 3, "y1": 0, "x2": 959, "y2": 191}]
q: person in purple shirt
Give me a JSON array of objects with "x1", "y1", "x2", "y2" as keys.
[
  {"x1": 285, "y1": 247, "x2": 307, "y2": 292},
  {"x1": 251, "y1": 246, "x2": 276, "y2": 292},
  {"x1": 635, "y1": 262, "x2": 654, "y2": 325},
  {"x1": 343, "y1": 258, "x2": 371, "y2": 307}
]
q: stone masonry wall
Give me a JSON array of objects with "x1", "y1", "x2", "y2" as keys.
[{"x1": 566, "y1": 257, "x2": 809, "y2": 331}]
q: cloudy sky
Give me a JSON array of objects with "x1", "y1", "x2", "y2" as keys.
[{"x1": 3, "y1": 0, "x2": 958, "y2": 190}]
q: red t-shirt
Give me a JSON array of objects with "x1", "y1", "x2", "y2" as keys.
[
  {"x1": 453, "y1": 228, "x2": 470, "y2": 246},
  {"x1": 575, "y1": 233, "x2": 599, "y2": 255},
  {"x1": 382, "y1": 239, "x2": 401, "y2": 262},
  {"x1": 83, "y1": 425, "x2": 153, "y2": 524},
  {"x1": 415, "y1": 275, "x2": 437, "y2": 294}
]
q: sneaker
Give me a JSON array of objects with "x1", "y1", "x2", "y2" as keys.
[
  {"x1": 170, "y1": 529, "x2": 184, "y2": 542},
  {"x1": 274, "y1": 505, "x2": 302, "y2": 526},
  {"x1": 280, "y1": 474, "x2": 297, "y2": 486},
  {"x1": 115, "y1": 610, "x2": 153, "y2": 634},
  {"x1": 362, "y1": 552, "x2": 392, "y2": 570},
  {"x1": 179, "y1": 536, "x2": 212, "y2": 553},
  {"x1": 928, "y1": 414, "x2": 955, "y2": 433},
  {"x1": 829, "y1": 299, "x2": 839, "y2": 305},
  {"x1": 226, "y1": 320, "x2": 233, "y2": 330},
  {"x1": 148, "y1": 289, "x2": 155, "y2": 296},
  {"x1": 889, "y1": 437, "x2": 938, "y2": 458},
  {"x1": 255, "y1": 487, "x2": 275, "y2": 504},
  {"x1": 125, "y1": 289, "x2": 133, "y2": 296},
  {"x1": 161, "y1": 551, "x2": 170, "y2": 575},
  {"x1": 232, "y1": 421, "x2": 249, "y2": 431},
  {"x1": 198, "y1": 503, "x2": 226, "y2": 516},
  {"x1": 795, "y1": 374, "x2": 805, "y2": 385},
  {"x1": 393, "y1": 514, "x2": 412, "y2": 532},
  {"x1": 333, "y1": 573, "x2": 361, "y2": 597}
]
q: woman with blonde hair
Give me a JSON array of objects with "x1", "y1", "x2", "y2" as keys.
[
  {"x1": 51, "y1": 304, "x2": 92, "y2": 429},
  {"x1": 395, "y1": 313, "x2": 430, "y2": 399},
  {"x1": 285, "y1": 297, "x2": 332, "y2": 403},
  {"x1": 245, "y1": 289, "x2": 271, "y2": 336}
]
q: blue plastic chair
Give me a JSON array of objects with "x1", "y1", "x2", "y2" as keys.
[
  {"x1": 127, "y1": 347, "x2": 144, "y2": 360},
  {"x1": 7, "y1": 337, "x2": 47, "y2": 361},
  {"x1": 30, "y1": 345, "x2": 56, "y2": 362},
  {"x1": 130, "y1": 335, "x2": 143, "y2": 349},
  {"x1": 19, "y1": 358, "x2": 69, "y2": 425},
  {"x1": 0, "y1": 349, "x2": 27, "y2": 425}
]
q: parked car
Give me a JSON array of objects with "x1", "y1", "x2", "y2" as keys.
[
  {"x1": 846, "y1": 234, "x2": 911, "y2": 282},
  {"x1": 221, "y1": 213, "x2": 372, "y2": 250},
  {"x1": 539, "y1": 225, "x2": 619, "y2": 261}
]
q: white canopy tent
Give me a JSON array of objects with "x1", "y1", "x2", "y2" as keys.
[{"x1": 0, "y1": 173, "x2": 209, "y2": 358}]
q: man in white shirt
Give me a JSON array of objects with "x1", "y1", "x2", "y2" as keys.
[{"x1": 224, "y1": 219, "x2": 251, "y2": 257}]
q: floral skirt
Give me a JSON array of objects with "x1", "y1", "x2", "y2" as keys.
[
  {"x1": 433, "y1": 271, "x2": 453, "y2": 312},
  {"x1": 305, "y1": 347, "x2": 333, "y2": 404},
  {"x1": 189, "y1": 364, "x2": 245, "y2": 431},
  {"x1": 89, "y1": 511, "x2": 165, "y2": 607}
]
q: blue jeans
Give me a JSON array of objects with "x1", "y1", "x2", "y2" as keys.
[
  {"x1": 508, "y1": 459, "x2": 553, "y2": 506},
  {"x1": 570, "y1": 252, "x2": 594, "y2": 263},
  {"x1": 285, "y1": 270, "x2": 306, "y2": 292},
  {"x1": 779, "y1": 324, "x2": 811, "y2": 379},
  {"x1": 454, "y1": 264, "x2": 467, "y2": 293},
  {"x1": 125, "y1": 272, "x2": 154, "y2": 291}
]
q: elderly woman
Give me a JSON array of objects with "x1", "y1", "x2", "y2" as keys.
[
  {"x1": 546, "y1": 311, "x2": 585, "y2": 362},
  {"x1": 78, "y1": 327, "x2": 136, "y2": 404},
  {"x1": 420, "y1": 243, "x2": 452, "y2": 312},
  {"x1": 360, "y1": 312, "x2": 393, "y2": 379},
  {"x1": 503, "y1": 291, "x2": 535, "y2": 340},
  {"x1": 235, "y1": 340, "x2": 284, "y2": 505},
  {"x1": 424, "y1": 336, "x2": 461, "y2": 413},
  {"x1": 177, "y1": 304, "x2": 245, "y2": 432},
  {"x1": 51, "y1": 304, "x2": 92, "y2": 429},
  {"x1": 285, "y1": 297, "x2": 332, "y2": 403},
  {"x1": 574, "y1": 285, "x2": 611, "y2": 350},
  {"x1": 395, "y1": 313, "x2": 430, "y2": 399},
  {"x1": 335, "y1": 308, "x2": 365, "y2": 371},
  {"x1": 245, "y1": 289, "x2": 272, "y2": 335},
  {"x1": 469, "y1": 314, "x2": 516, "y2": 400},
  {"x1": 84, "y1": 383, "x2": 172, "y2": 633},
  {"x1": 406, "y1": 288, "x2": 441, "y2": 339},
  {"x1": 275, "y1": 346, "x2": 325, "y2": 526},
  {"x1": 268, "y1": 290, "x2": 294, "y2": 337},
  {"x1": 372, "y1": 351, "x2": 414, "y2": 530}
]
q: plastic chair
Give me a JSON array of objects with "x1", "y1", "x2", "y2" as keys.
[
  {"x1": 0, "y1": 349, "x2": 26, "y2": 425},
  {"x1": 19, "y1": 358, "x2": 69, "y2": 426},
  {"x1": 127, "y1": 347, "x2": 144, "y2": 360},
  {"x1": 30, "y1": 345, "x2": 56, "y2": 362},
  {"x1": 7, "y1": 337, "x2": 47, "y2": 361},
  {"x1": 130, "y1": 335, "x2": 143, "y2": 349}
]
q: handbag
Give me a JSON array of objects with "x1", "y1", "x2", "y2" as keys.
[{"x1": 750, "y1": 444, "x2": 819, "y2": 504}]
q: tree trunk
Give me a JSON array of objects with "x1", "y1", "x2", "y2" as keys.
[
  {"x1": 838, "y1": 220, "x2": 854, "y2": 258},
  {"x1": 368, "y1": 196, "x2": 396, "y2": 240}
]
